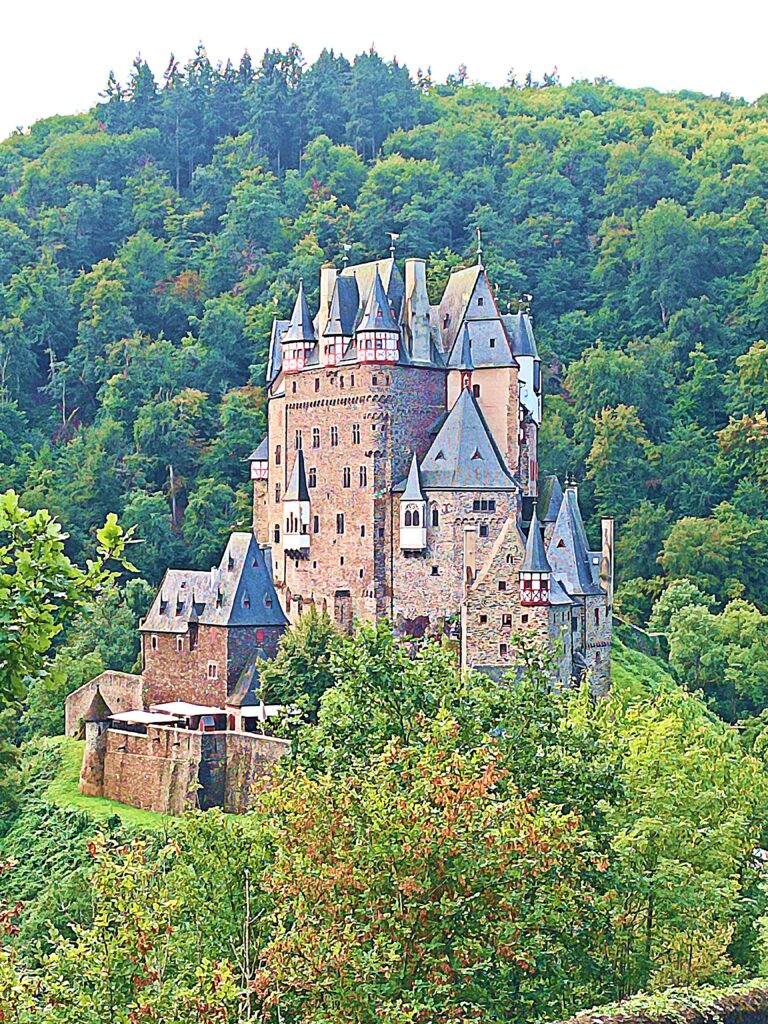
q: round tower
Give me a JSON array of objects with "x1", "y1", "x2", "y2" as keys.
[{"x1": 78, "y1": 686, "x2": 112, "y2": 798}]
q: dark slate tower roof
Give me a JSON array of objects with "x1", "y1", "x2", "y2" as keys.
[
  {"x1": 226, "y1": 647, "x2": 268, "y2": 707},
  {"x1": 248, "y1": 437, "x2": 269, "y2": 462},
  {"x1": 83, "y1": 685, "x2": 113, "y2": 723},
  {"x1": 284, "y1": 449, "x2": 310, "y2": 502},
  {"x1": 324, "y1": 276, "x2": 359, "y2": 336},
  {"x1": 141, "y1": 533, "x2": 288, "y2": 633},
  {"x1": 539, "y1": 476, "x2": 564, "y2": 523},
  {"x1": 502, "y1": 311, "x2": 539, "y2": 359},
  {"x1": 455, "y1": 323, "x2": 474, "y2": 371},
  {"x1": 357, "y1": 268, "x2": 399, "y2": 333},
  {"x1": 402, "y1": 453, "x2": 425, "y2": 501},
  {"x1": 521, "y1": 511, "x2": 551, "y2": 573},
  {"x1": 409, "y1": 389, "x2": 517, "y2": 491},
  {"x1": 282, "y1": 282, "x2": 316, "y2": 344}
]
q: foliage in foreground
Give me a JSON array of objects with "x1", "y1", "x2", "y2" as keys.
[{"x1": 2, "y1": 629, "x2": 768, "y2": 1022}]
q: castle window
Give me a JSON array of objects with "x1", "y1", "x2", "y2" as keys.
[
  {"x1": 274, "y1": 525, "x2": 280, "y2": 543},
  {"x1": 340, "y1": 556, "x2": 345, "y2": 566},
  {"x1": 498, "y1": 581, "x2": 507, "y2": 592},
  {"x1": 275, "y1": 483, "x2": 281, "y2": 503},
  {"x1": 351, "y1": 374, "x2": 355, "y2": 387},
  {"x1": 443, "y1": 314, "x2": 450, "y2": 328},
  {"x1": 295, "y1": 430, "x2": 302, "y2": 450},
  {"x1": 313, "y1": 515, "x2": 319, "y2": 534},
  {"x1": 343, "y1": 467, "x2": 351, "y2": 488},
  {"x1": 502, "y1": 613, "x2": 512, "y2": 627},
  {"x1": 340, "y1": 376, "x2": 344, "y2": 388},
  {"x1": 151, "y1": 634, "x2": 158, "y2": 651},
  {"x1": 490, "y1": 338, "x2": 495, "y2": 348},
  {"x1": 412, "y1": 509, "x2": 420, "y2": 526},
  {"x1": 479, "y1": 523, "x2": 489, "y2": 538},
  {"x1": 431, "y1": 565, "x2": 439, "y2": 576},
  {"x1": 473, "y1": 384, "x2": 481, "y2": 399},
  {"x1": 242, "y1": 593, "x2": 251, "y2": 609},
  {"x1": 330, "y1": 426, "x2": 339, "y2": 447},
  {"x1": 404, "y1": 509, "x2": 412, "y2": 527},
  {"x1": 337, "y1": 514, "x2": 345, "y2": 535},
  {"x1": 207, "y1": 662, "x2": 218, "y2": 680},
  {"x1": 572, "y1": 617, "x2": 578, "y2": 633},
  {"x1": 312, "y1": 428, "x2": 321, "y2": 449},
  {"x1": 360, "y1": 524, "x2": 366, "y2": 537},
  {"x1": 359, "y1": 465, "x2": 367, "y2": 486},
  {"x1": 432, "y1": 507, "x2": 439, "y2": 527},
  {"x1": 264, "y1": 595, "x2": 273, "y2": 608},
  {"x1": 480, "y1": 614, "x2": 488, "y2": 624},
  {"x1": 477, "y1": 296, "x2": 484, "y2": 307},
  {"x1": 308, "y1": 468, "x2": 317, "y2": 488},
  {"x1": 500, "y1": 643, "x2": 508, "y2": 657},
  {"x1": 506, "y1": 554, "x2": 513, "y2": 564},
  {"x1": 359, "y1": 568, "x2": 364, "y2": 578},
  {"x1": 372, "y1": 375, "x2": 378, "y2": 385},
  {"x1": 315, "y1": 378, "x2": 320, "y2": 392},
  {"x1": 595, "y1": 608, "x2": 600, "y2": 626},
  {"x1": 275, "y1": 445, "x2": 281, "y2": 466},
  {"x1": 522, "y1": 614, "x2": 529, "y2": 624},
  {"x1": 292, "y1": 380, "x2": 297, "y2": 394},
  {"x1": 352, "y1": 424, "x2": 361, "y2": 444},
  {"x1": 176, "y1": 636, "x2": 184, "y2": 652},
  {"x1": 378, "y1": 527, "x2": 385, "y2": 538}
]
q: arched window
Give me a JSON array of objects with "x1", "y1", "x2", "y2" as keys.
[
  {"x1": 412, "y1": 509, "x2": 420, "y2": 527},
  {"x1": 432, "y1": 506, "x2": 439, "y2": 527},
  {"x1": 405, "y1": 510, "x2": 412, "y2": 527}
]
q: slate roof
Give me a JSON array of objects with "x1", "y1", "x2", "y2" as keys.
[
  {"x1": 502, "y1": 311, "x2": 539, "y2": 359},
  {"x1": 83, "y1": 686, "x2": 113, "y2": 723},
  {"x1": 446, "y1": 317, "x2": 516, "y2": 369},
  {"x1": 283, "y1": 282, "x2": 316, "y2": 344},
  {"x1": 521, "y1": 514, "x2": 551, "y2": 573},
  {"x1": 341, "y1": 257, "x2": 404, "y2": 322},
  {"x1": 437, "y1": 265, "x2": 482, "y2": 354},
  {"x1": 248, "y1": 437, "x2": 268, "y2": 462},
  {"x1": 398, "y1": 388, "x2": 517, "y2": 492},
  {"x1": 548, "y1": 576, "x2": 573, "y2": 606},
  {"x1": 357, "y1": 268, "x2": 400, "y2": 333},
  {"x1": 454, "y1": 323, "x2": 474, "y2": 371},
  {"x1": 267, "y1": 319, "x2": 288, "y2": 382},
  {"x1": 402, "y1": 453, "x2": 425, "y2": 501},
  {"x1": 226, "y1": 647, "x2": 268, "y2": 707},
  {"x1": 324, "y1": 275, "x2": 360, "y2": 336},
  {"x1": 284, "y1": 450, "x2": 310, "y2": 502},
  {"x1": 546, "y1": 488, "x2": 602, "y2": 597},
  {"x1": 539, "y1": 476, "x2": 564, "y2": 523},
  {"x1": 141, "y1": 533, "x2": 288, "y2": 634}
]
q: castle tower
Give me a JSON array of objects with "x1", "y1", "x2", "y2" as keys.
[
  {"x1": 519, "y1": 506, "x2": 551, "y2": 606},
  {"x1": 399, "y1": 454, "x2": 427, "y2": 551},
  {"x1": 249, "y1": 437, "x2": 269, "y2": 545},
  {"x1": 282, "y1": 282, "x2": 317, "y2": 373},
  {"x1": 283, "y1": 450, "x2": 311, "y2": 556},
  {"x1": 78, "y1": 685, "x2": 112, "y2": 798},
  {"x1": 356, "y1": 268, "x2": 400, "y2": 364}
]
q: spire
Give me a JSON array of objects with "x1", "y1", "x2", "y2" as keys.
[
  {"x1": 521, "y1": 506, "x2": 551, "y2": 574},
  {"x1": 284, "y1": 449, "x2": 310, "y2": 502},
  {"x1": 357, "y1": 268, "x2": 399, "y2": 333},
  {"x1": 402, "y1": 453, "x2": 425, "y2": 501},
  {"x1": 83, "y1": 685, "x2": 113, "y2": 723},
  {"x1": 282, "y1": 281, "x2": 316, "y2": 344},
  {"x1": 456, "y1": 323, "x2": 474, "y2": 373}
]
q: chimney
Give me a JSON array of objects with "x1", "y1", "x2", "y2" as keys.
[
  {"x1": 405, "y1": 258, "x2": 431, "y2": 362},
  {"x1": 600, "y1": 517, "x2": 614, "y2": 613},
  {"x1": 318, "y1": 263, "x2": 337, "y2": 338}
]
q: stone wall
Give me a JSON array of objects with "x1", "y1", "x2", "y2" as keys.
[
  {"x1": 101, "y1": 726, "x2": 202, "y2": 815},
  {"x1": 65, "y1": 671, "x2": 144, "y2": 736},
  {"x1": 266, "y1": 362, "x2": 446, "y2": 625},
  {"x1": 392, "y1": 490, "x2": 520, "y2": 631},
  {"x1": 142, "y1": 625, "x2": 228, "y2": 707},
  {"x1": 224, "y1": 733, "x2": 290, "y2": 814},
  {"x1": 92, "y1": 726, "x2": 289, "y2": 816}
]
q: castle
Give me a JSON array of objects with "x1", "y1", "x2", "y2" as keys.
[{"x1": 67, "y1": 251, "x2": 614, "y2": 815}]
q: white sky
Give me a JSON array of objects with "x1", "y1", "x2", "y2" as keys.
[{"x1": 2, "y1": 0, "x2": 767, "y2": 143}]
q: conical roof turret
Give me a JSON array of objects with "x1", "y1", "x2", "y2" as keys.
[
  {"x1": 402, "y1": 453, "x2": 425, "y2": 501},
  {"x1": 284, "y1": 449, "x2": 310, "y2": 502},
  {"x1": 357, "y1": 268, "x2": 399, "y2": 333},
  {"x1": 283, "y1": 281, "x2": 316, "y2": 344},
  {"x1": 521, "y1": 507, "x2": 551, "y2": 574},
  {"x1": 83, "y1": 685, "x2": 113, "y2": 723}
]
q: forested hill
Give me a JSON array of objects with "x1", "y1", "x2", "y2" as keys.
[{"x1": 2, "y1": 49, "x2": 768, "y2": 694}]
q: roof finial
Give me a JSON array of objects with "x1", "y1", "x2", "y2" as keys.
[
  {"x1": 476, "y1": 227, "x2": 483, "y2": 267},
  {"x1": 341, "y1": 242, "x2": 351, "y2": 269},
  {"x1": 387, "y1": 231, "x2": 400, "y2": 259}
]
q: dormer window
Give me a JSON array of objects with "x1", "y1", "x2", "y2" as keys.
[
  {"x1": 477, "y1": 297, "x2": 484, "y2": 307},
  {"x1": 490, "y1": 338, "x2": 495, "y2": 348},
  {"x1": 242, "y1": 593, "x2": 251, "y2": 609},
  {"x1": 265, "y1": 595, "x2": 273, "y2": 608}
]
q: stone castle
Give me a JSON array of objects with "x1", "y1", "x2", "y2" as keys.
[{"x1": 68, "y1": 251, "x2": 614, "y2": 815}]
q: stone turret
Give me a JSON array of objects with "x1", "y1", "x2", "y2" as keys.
[
  {"x1": 282, "y1": 282, "x2": 317, "y2": 372},
  {"x1": 356, "y1": 268, "x2": 400, "y2": 364},
  {"x1": 283, "y1": 450, "x2": 311, "y2": 555},
  {"x1": 78, "y1": 686, "x2": 112, "y2": 797},
  {"x1": 399, "y1": 454, "x2": 427, "y2": 550}
]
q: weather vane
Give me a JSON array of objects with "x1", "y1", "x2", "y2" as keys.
[{"x1": 387, "y1": 232, "x2": 400, "y2": 258}]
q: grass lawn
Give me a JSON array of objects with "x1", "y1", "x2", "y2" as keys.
[
  {"x1": 43, "y1": 735, "x2": 168, "y2": 831},
  {"x1": 611, "y1": 637, "x2": 676, "y2": 697}
]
